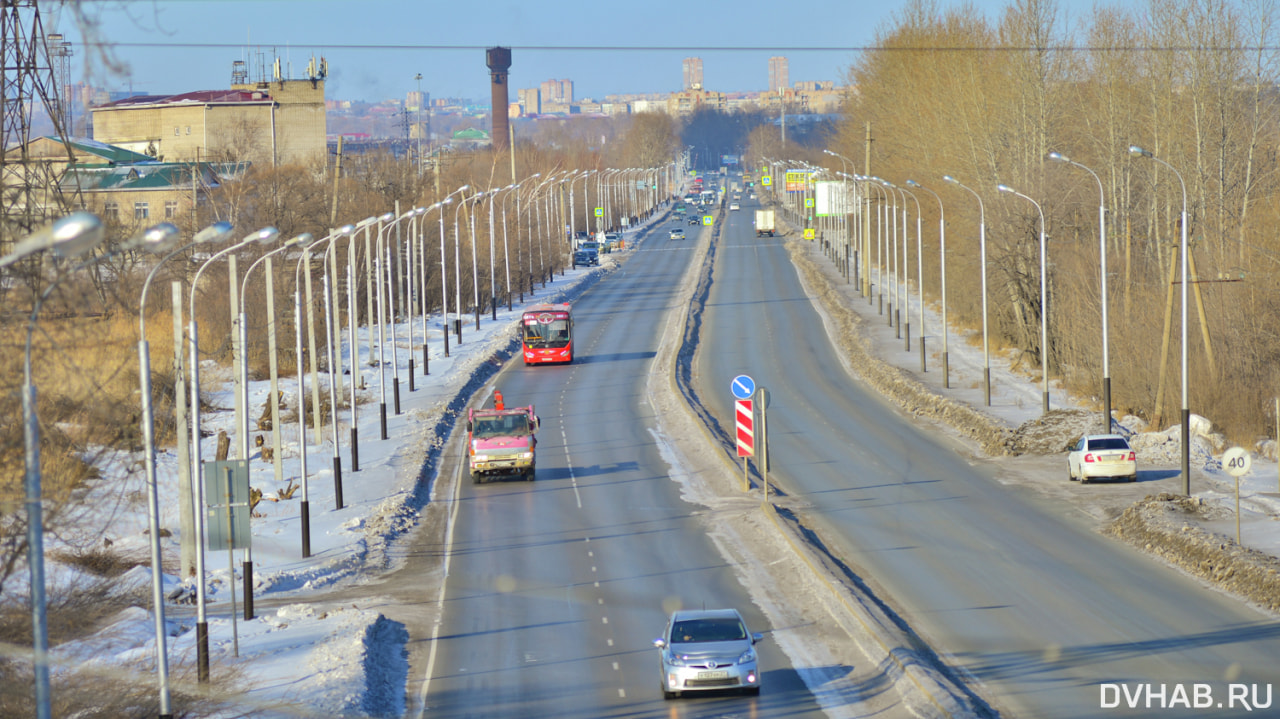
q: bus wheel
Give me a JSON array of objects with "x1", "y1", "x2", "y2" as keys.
[
  {"x1": 525, "y1": 469, "x2": 535, "y2": 482},
  {"x1": 471, "y1": 472, "x2": 483, "y2": 484}
]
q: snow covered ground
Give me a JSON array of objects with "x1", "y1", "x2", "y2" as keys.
[{"x1": 12, "y1": 221, "x2": 649, "y2": 716}]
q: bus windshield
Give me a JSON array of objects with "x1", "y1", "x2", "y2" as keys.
[{"x1": 523, "y1": 314, "x2": 571, "y2": 349}]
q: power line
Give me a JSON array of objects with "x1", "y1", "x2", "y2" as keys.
[{"x1": 85, "y1": 41, "x2": 1280, "y2": 53}]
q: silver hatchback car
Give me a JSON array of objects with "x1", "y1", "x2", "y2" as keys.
[{"x1": 654, "y1": 608, "x2": 763, "y2": 699}]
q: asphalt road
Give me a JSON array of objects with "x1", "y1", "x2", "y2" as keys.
[
  {"x1": 418, "y1": 211, "x2": 829, "y2": 719},
  {"x1": 692, "y1": 193, "x2": 1280, "y2": 717}
]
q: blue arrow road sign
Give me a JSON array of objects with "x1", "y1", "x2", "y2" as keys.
[{"x1": 731, "y1": 374, "x2": 755, "y2": 400}]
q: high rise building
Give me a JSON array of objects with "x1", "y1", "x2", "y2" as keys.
[
  {"x1": 768, "y1": 56, "x2": 789, "y2": 93},
  {"x1": 517, "y1": 87, "x2": 541, "y2": 115},
  {"x1": 682, "y1": 57, "x2": 704, "y2": 90},
  {"x1": 540, "y1": 79, "x2": 574, "y2": 104}
]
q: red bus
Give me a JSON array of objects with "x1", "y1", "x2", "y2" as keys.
[{"x1": 521, "y1": 303, "x2": 574, "y2": 365}]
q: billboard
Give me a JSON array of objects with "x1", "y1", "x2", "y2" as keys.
[
  {"x1": 785, "y1": 170, "x2": 814, "y2": 192},
  {"x1": 721, "y1": 154, "x2": 740, "y2": 165}
]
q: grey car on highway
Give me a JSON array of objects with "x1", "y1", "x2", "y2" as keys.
[{"x1": 653, "y1": 608, "x2": 762, "y2": 699}]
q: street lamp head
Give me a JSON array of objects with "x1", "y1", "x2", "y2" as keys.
[
  {"x1": 193, "y1": 221, "x2": 234, "y2": 245},
  {"x1": 285, "y1": 232, "x2": 313, "y2": 248},
  {"x1": 906, "y1": 179, "x2": 921, "y2": 188},
  {"x1": 458, "y1": 184, "x2": 471, "y2": 192},
  {"x1": 356, "y1": 215, "x2": 378, "y2": 229},
  {"x1": 441, "y1": 197, "x2": 454, "y2": 206},
  {"x1": 997, "y1": 184, "x2": 1015, "y2": 194},
  {"x1": 943, "y1": 175, "x2": 959, "y2": 185},
  {"x1": 1129, "y1": 145, "x2": 1152, "y2": 158},
  {"x1": 125, "y1": 222, "x2": 181, "y2": 253},
  {"x1": 1047, "y1": 151, "x2": 1069, "y2": 163},
  {"x1": 246, "y1": 227, "x2": 279, "y2": 245},
  {"x1": 333, "y1": 223, "x2": 357, "y2": 237},
  {"x1": 35, "y1": 211, "x2": 105, "y2": 260},
  {"x1": 378, "y1": 212, "x2": 395, "y2": 223}
]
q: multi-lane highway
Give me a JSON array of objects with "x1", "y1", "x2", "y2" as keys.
[
  {"x1": 694, "y1": 192, "x2": 1280, "y2": 717},
  {"x1": 413, "y1": 212, "x2": 829, "y2": 718},
  {"x1": 410, "y1": 185, "x2": 1280, "y2": 719}
]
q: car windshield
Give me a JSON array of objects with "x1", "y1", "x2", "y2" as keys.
[
  {"x1": 671, "y1": 617, "x2": 747, "y2": 644},
  {"x1": 472, "y1": 415, "x2": 529, "y2": 439},
  {"x1": 1089, "y1": 437, "x2": 1131, "y2": 451}
]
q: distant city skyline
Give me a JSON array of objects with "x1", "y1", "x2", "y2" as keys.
[{"x1": 58, "y1": 0, "x2": 1135, "y2": 104}]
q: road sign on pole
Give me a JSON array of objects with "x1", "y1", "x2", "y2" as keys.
[
  {"x1": 731, "y1": 374, "x2": 755, "y2": 399},
  {"x1": 736, "y1": 399, "x2": 754, "y2": 457},
  {"x1": 1224, "y1": 446, "x2": 1252, "y2": 545}
]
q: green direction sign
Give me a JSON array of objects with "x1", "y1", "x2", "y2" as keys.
[
  {"x1": 204, "y1": 459, "x2": 252, "y2": 551},
  {"x1": 761, "y1": 176, "x2": 772, "y2": 186},
  {"x1": 594, "y1": 207, "x2": 604, "y2": 217},
  {"x1": 702, "y1": 215, "x2": 714, "y2": 226}
]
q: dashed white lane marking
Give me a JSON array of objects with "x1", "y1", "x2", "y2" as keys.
[
  {"x1": 602, "y1": 617, "x2": 609, "y2": 624},
  {"x1": 560, "y1": 424, "x2": 582, "y2": 508},
  {"x1": 607, "y1": 638, "x2": 614, "y2": 647},
  {"x1": 613, "y1": 662, "x2": 620, "y2": 671}
]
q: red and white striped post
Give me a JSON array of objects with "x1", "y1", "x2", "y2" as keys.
[{"x1": 736, "y1": 399, "x2": 754, "y2": 491}]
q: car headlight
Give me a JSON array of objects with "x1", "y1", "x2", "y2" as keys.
[
  {"x1": 519, "y1": 452, "x2": 533, "y2": 459},
  {"x1": 737, "y1": 649, "x2": 756, "y2": 665},
  {"x1": 667, "y1": 652, "x2": 687, "y2": 667}
]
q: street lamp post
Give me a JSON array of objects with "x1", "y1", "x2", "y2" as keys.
[
  {"x1": 294, "y1": 225, "x2": 355, "y2": 558},
  {"x1": 439, "y1": 185, "x2": 470, "y2": 356},
  {"x1": 8, "y1": 212, "x2": 107, "y2": 719},
  {"x1": 944, "y1": 175, "x2": 991, "y2": 406},
  {"x1": 237, "y1": 232, "x2": 310, "y2": 620},
  {"x1": 490, "y1": 183, "x2": 514, "y2": 319},
  {"x1": 998, "y1": 184, "x2": 1050, "y2": 413},
  {"x1": 899, "y1": 183, "x2": 926, "y2": 369},
  {"x1": 1130, "y1": 144, "x2": 1191, "y2": 494},
  {"x1": 908, "y1": 180, "x2": 949, "y2": 386},
  {"x1": 187, "y1": 226, "x2": 279, "y2": 681},
  {"x1": 417, "y1": 202, "x2": 447, "y2": 373},
  {"x1": 1049, "y1": 151, "x2": 1111, "y2": 432}
]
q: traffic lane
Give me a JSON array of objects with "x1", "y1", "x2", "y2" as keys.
[
  {"x1": 696, "y1": 216, "x2": 1280, "y2": 716},
  {"x1": 426, "y1": 228, "x2": 823, "y2": 717},
  {"x1": 423, "y1": 226, "x2": 697, "y2": 717},
  {"x1": 550, "y1": 226, "x2": 827, "y2": 715}
]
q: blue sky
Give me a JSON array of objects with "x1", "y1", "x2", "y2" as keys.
[{"x1": 63, "y1": 0, "x2": 1127, "y2": 104}]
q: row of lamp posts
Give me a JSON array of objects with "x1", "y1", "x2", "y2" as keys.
[
  {"x1": 780, "y1": 145, "x2": 1191, "y2": 497},
  {"x1": 5, "y1": 157, "x2": 674, "y2": 717}
]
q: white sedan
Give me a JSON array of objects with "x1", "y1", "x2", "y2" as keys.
[
  {"x1": 729, "y1": 203, "x2": 740, "y2": 211},
  {"x1": 1068, "y1": 434, "x2": 1137, "y2": 483}
]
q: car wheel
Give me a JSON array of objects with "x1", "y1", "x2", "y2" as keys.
[
  {"x1": 1129, "y1": 475, "x2": 1137, "y2": 483},
  {"x1": 1080, "y1": 476, "x2": 1089, "y2": 485},
  {"x1": 663, "y1": 689, "x2": 678, "y2": 700},
  {"x1": 744, "y1": 686, "x2": 761, "y2": 696},
  {"x1": 1068, "y1": 467, "x2": 1076, "y2": 481}
]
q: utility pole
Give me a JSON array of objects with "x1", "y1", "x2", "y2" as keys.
[
  {"x1": 414, "y1": 73, "x2": 423, "y2": 177},
  {"x1": 1, "y1": 0, "x2": 82, "y2": 259}
]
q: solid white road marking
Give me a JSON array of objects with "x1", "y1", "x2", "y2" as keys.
[{"x1": 414, "y1": 447, "x2": 467, "y2": 718}]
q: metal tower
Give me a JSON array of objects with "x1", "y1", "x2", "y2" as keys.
[{"x1": 1, "y1": 0, "x2": 81, "y2": 258}]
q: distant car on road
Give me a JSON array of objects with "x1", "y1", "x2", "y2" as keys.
[
  {"x1": 669, "y1": 228, "x2": 685, "y2": 240},
  {"x1": 687, "y1": 217, "x2": 700, "y2": 226},
  {"x1": 574, "y1": 241, "x2": 600, "y2": 266},
  {"x1": 1068, "y1": 434, "x2": 1137, "y2": 483},
  {"x1": 729, "y1": 203, "x2": 740, "y2": 211},
  {"x1": 603, "y1": 232, "x2": 622, "y2": 251},
  {"x1": 654, "y1": 608, "x2": 762, "y2": 699}
]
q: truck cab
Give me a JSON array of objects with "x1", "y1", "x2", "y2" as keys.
[{"x1": 467, "y1": 405, "x2": 540, "y2": 483}]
